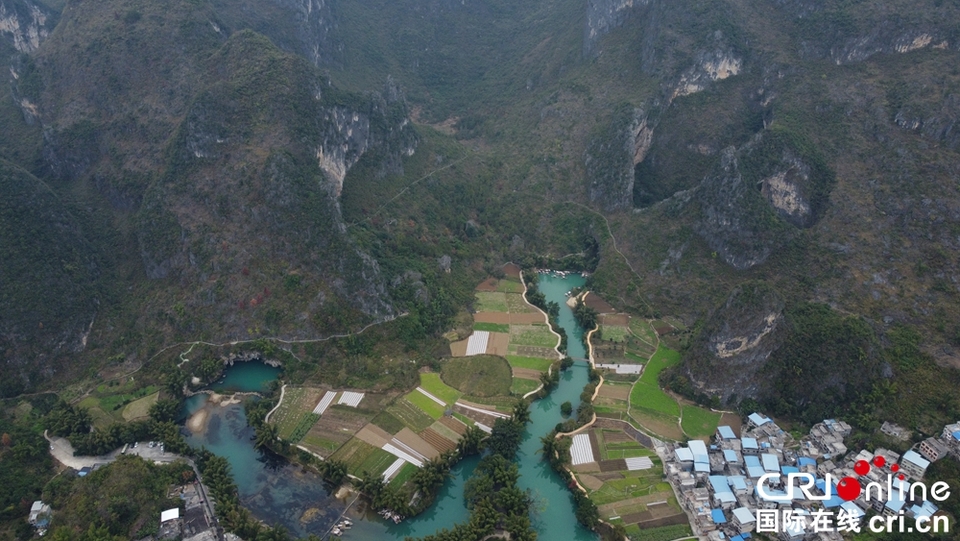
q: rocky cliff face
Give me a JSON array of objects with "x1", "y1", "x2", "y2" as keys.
[
  {"x1": 673, "y1": 48, "x2": 742, "y2": 99},
  {"x1": 0, "y1": 0, "x2": 53, "y2": 53},
  {"x1": 680, "y1": 282, "x2": 785, "y2": 401},
  {"x1": 691, "y1": 148, "x2": 787, "y2": 271},
  {"x1": 583, "y1": 0, "x2": 644, "y2": 56},
  {"x1": 585, "y1": 106, "x2": 648, "y2": 211}
]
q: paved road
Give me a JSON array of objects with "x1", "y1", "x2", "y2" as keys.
[{"x1": 45, "y1": 432, "x2": 182, "y2": 469}]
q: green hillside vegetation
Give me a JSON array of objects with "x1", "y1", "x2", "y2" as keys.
[{"x1": 43, "y1": 455, "x2": 193, "y2": 540}]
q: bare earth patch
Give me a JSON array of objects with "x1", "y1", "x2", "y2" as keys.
[
  {"x1": 474, "y1": 312, "x2": 511, "y2": 324},
  {"x1": 579, "y1": 474, "x2": 605, "y2": 491},
  {"x1": 598, "y1": 384, "x2": 631, "y2": 401},
  {"x1": 512, "y1": 367, "x2": 542, "y2": 379},
  {"x1": 485, "y1": 332, "x2": 510, "y2": 356},
  {"x1": 509, "y1": 312, "x2": 545, "y2": 324},
  {"x1": 475, "y1": 278, "x2": 499, "y2": 292}
]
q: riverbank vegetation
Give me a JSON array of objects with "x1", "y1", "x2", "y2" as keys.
[{"x1": 411, "y1": 403, "x2": 535, "y2": 541}]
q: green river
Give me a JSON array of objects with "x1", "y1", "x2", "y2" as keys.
[{"x1": 182, "y1": 271, "x2": 598, "y2": 540}]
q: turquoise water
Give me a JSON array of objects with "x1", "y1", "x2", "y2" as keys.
[
  {"x1": 208, "y1": 361, "x2": 281, "y2": 393},
  {"x1": 182, "y1": 272, "x2": 598, "y2": 540},
  {"x1": 183, "y1": 392, "x2": 349, "y2": 538}
]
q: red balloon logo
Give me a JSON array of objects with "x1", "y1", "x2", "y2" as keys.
[
  {"x1": 891, "y1": 464, "x2": 900, "y2": 473},
  {"x1": 837, "y1": 477, "x2": 862, "y2": 501},
  {"x1": 854, "y1": 460, "x2": 871, "y2": 476},
  {"x1": 873, "y1": 456, "x2": 886, "y2": 468}
]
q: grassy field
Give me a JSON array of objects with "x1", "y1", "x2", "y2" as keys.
[
  {"x1": 505, "y1": 293, "x2": 535, "y2": 313},
  {"x1": 475, "y1": 291, "x2": 508, "y2": 312},
  {"x1": 387, "y1": 399, "x2": 437, "y2": 432},
  {"x1": 122, "y1": 391, "x2": 159, "y2": 421},
  {"x1": 301, "y1": 433, "x2": 341, "y2": 453},
  {"x1": 404, "y1": 389, "x2": 447, "y2": 419},
  {"x1": 601, "y1": 325, "x2": 629, "y2": 342},
  {"x1": 509, "y1": 324, "x2": 557, "y2": 348},
  {"x1": 419, "y1": 372, "x2": 462, "y2": 405},
  {"x1": 588, "y1": 471, "x2": 671, "y2": 506},
  {"x1": 680, "y1": 405, "x2": 721, "y2": 439},
  {"x1": 510, "y1": 378, "x2": 540, "y2": 396},
  {"x1": 441, "y1": 355, "x2": 512, "y2": 397},
  {"x1": 358, "y1": 448, "x2": 397, "y2": 478},
  {"x1": 629, "y1": 409, "x2": 685, "y2": 441},
  {"x1": 625, "y1": 523, "x2": 693, "y2": 541},
  {"x1": 630, "y1": 381, "x2": 680, "y2": 417},
  {"x1": 330, "y1": 438, "x2": 380, "y2": 477},
  {"x1": 388, "y1": 462, "x2": 418, "y2": 488},
  {"x1": 474, "y1": 322, "x2": 510, "y2": 333},
  {"x1": 272, "y1": 387, "x2": 310, "y2": 438},
  {"x1": 371, "y1": 410, "x2": 407, "y2": 435},
  {"x1": 496, "y1": 279, "x2": 524, "y2": 293},
  {"x1": 505, "y1": 355, "x2": 554, "y2": 371},
  {"x1": 628, "y1": 319, "x2": 658, "y2": 345}
]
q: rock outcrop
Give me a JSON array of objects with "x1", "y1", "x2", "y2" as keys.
[
  {"x1": 681, "y1": 282, "x2": 785, "y2": 401},
  {"x1": 585, "y1": 106, "x2": 649, "y2": 212},
  {"x1": 0, "y1": 0, "x2": 54, "y2": 53}
]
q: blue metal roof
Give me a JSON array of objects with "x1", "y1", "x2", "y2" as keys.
[
  {"x1": 886, "y1": 499, "x2": 907, "y2": 513},
  {"x1": 733, "y1": 507, "x2": 756, "y2": 523},
  {"x1": 744, "y1": 455, "x2": 761, "y2": 466},
  {"x1": 695, "y1": 463, "x2": 711, "y2": 473},
  {"x1": 797, "y1": 457, "x2": 816, "y2": 467},
  {"x1": 710, "y1": 475, "x2": 731, "y2": 493},
  {"x1": 718, "y1": 425, "x2": 736, "y2": 439},
  {"x1": 728, "y1": 476, "x2": 747, "y2": 491},
  {"x1": 723, "y1": 449, "x2": 739, "y2": 463},
  {"x1": 712, "y1": 509, "x2": 727, "y2": 524},
  {"x1": 903, "y1": 449, "x2": 931, "y2": 470},
  {"x1": 761, "y1": 453, "x2": 780, "y2": 472},
  {"x1": 953, "y1": 430, "x2": 960, "y2": 440},
  {"x1": 742, "y1": 437, "x2": 758, "y2": 449},
  {"x1": 689, "y1": 440, "x2": 710, "y2": 463},
  {"x1": 748, "y1": 413, "x2": 771, "y2": 426},
  {"x1": 675, "y1": 448, "x2": 694, "y2": 462},
  {"x1": 910, "y1": 501, "x2": 939, "y2": 519},
  {"x1": 841, "y1": 501, "x2": 865, "y2": 519},
  {"x1": 781, "y1": 466, "x2": 799, "y2": 475}
]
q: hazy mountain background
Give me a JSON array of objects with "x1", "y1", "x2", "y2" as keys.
[{"x1": 2, "y1": 0, "x2": 960, "y2": 430}]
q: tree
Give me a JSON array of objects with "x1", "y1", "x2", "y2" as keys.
[
  {"x1": 457, "y1": 425, "x2": 485, "y2": 457},
  {"x1": 560, "y1": 356, "x2": 574, "y2": 371},
  {"x1": 317, "y1": 459, "x2": 347, "y2": 486},
  {"x1": 560, "y1": 401, "x2": 572, "y2": 417},
  {"x1": 511, "y1": 400, "x2": 531, "y2": 424},
  {"x1": 486, "y1": 418, "x2": 525, "y2": 460},
  {"x1": 254, "y1": 423, "x2": 278, "y2": 450},
  {"x1": 149, "y1": 398, "x2": 180, "y2": 423},
  {"x1": 1, "y1": 433, "x2": 11, "y2": 447}
]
